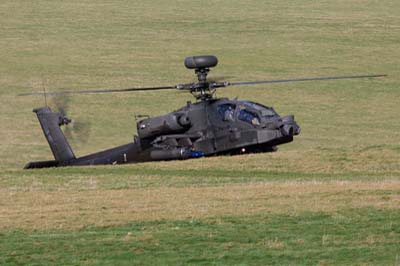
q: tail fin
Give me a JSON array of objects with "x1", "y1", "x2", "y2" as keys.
[{"x1": 33, "y1": 106, "x2": 76, "y2": 162}]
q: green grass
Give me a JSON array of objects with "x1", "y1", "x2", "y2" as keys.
[
  {"x1": 1, "y1": 209, "x2": 399, "y2": 265},
  {"x1": 1, "y1": 0, "x2": 400, "y2": 265},
  {"x1": 1, "y1": 165, "x2": 398, "y2": 192}
]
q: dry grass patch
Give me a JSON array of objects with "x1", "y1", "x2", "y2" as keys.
[{"x1": 1, "y1": 180, "x2": 399, "y2": 230}]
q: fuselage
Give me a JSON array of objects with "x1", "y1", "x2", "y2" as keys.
[
  {"x1": 24, "y1": 98, "x2": 300, "y2": 168},
  {"x1": 135, "y1": 97, "x2": 300, "y2": 159}
]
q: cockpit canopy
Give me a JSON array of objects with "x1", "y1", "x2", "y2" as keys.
[
  {"x1": 216, "y1": 100, "x2": 278, "y2": 126},
  {"x1": 241, "y1": 101, "x2": 277, "y2": 117}
]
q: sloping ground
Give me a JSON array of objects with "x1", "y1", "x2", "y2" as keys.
[{"x1": 0, "y1": 0, "x2": 399, "y2": 265}]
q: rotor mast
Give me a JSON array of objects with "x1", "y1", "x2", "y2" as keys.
[{"x1": 183, "y1": 55, "x2": 219, "y2": 101}]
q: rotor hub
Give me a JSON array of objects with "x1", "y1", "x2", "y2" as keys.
[
  {"x1": 182, "y1": 55, "x2": 220, "y2": 101},
  {"x1": 195, "y1": 68, "x2": 209, "y2": 83}
]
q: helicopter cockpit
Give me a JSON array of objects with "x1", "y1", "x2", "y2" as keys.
[
  {"x1": 216, "y1": 100, "x2": 278, "y2": 127},
  {"x1": 237, "y1": 106, "x2": 261, "y2": 126},
  {"x1": 241, "y1": 101, "x2": 277, "y2": 118},
  {"x1": 217, "y1": 103, "x2": 235, "y2": 121}
]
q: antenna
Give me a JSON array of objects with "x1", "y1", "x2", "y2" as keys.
[{"x1": 41, "y1": 77, "x2": 48, "y2": 107}]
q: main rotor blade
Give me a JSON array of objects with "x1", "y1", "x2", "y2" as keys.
[
  {"x1": 18, "y1": 85, "x2": 177, "y2": 96},
  {"x1": 227, "y1": 74, "x2": 387, "y2": 86}
]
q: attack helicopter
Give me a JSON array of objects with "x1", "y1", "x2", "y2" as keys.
[{"x1": 20, "y1": 55, "x2": 385, "y2": 169}]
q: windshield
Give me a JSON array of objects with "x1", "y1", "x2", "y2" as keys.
[
  {"x1": 217, "y1": 103, "x2": 235, "y2": 121},
  {"x1": 238, "y1": 108, "x2": 260, "y2": 126},
  {"x1": 243, "y1": 101, "x2": 277, "y2": 117}
]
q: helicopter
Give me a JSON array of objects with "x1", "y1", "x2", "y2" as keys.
[{"x1": 20, "y1": 55, "x2": 386, "y2": 169}]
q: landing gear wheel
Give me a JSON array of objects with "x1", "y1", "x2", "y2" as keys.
[{"x1": 264, "y1": 146, "x2": 278, "y2": 152}]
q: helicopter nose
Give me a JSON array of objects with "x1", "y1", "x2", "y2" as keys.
[
  {"x1": 280, "y1": 115, "x2": 301, "y2": 136},
  {"x1": 282, "y1": 124, "x2": 294, "y2": 136}
]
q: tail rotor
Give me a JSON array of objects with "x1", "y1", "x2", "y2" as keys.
[{"x1": 50, "y1": 96, "x2": 91, "y2": 144}]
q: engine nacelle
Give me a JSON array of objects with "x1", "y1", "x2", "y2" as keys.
[{"x1": 137, "y1": 112, "x2": 190, "y2": 139}]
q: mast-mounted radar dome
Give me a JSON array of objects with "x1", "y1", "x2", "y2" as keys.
[{"x1": 184, "y1": 55, "x2": 218, "y2": 69}]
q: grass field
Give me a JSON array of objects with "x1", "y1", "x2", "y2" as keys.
[{"x1": 1, "y1": 0, "x2": 399, "y2": 265}]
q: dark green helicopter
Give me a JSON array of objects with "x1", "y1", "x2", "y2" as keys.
[{"x1": 20, "y1": 55, "x2": 385, "y2": 168}]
